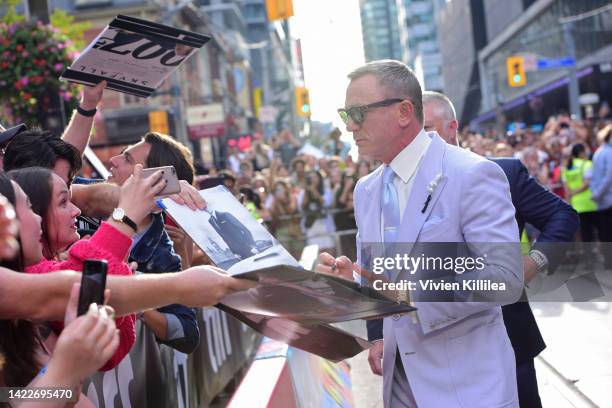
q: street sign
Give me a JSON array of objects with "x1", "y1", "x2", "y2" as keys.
[
  {"x1": 259, "y1": 106, "x2": 278, "y2": 123},
  {"x1": 522, "y1": 53, "x2": 538, "y2": 72},
  {"x1": 579, "y1": 93, "x2": 599, "y2": 105},
  {"x1": 186, "y1": 104, "x2": 225, "y2": 139},
  {"x1": 600, "y1": 62, "x2": 612, "y2": 73},
  {"x1": 537, "y1": 57, "x2": 576, "y2": 69}
]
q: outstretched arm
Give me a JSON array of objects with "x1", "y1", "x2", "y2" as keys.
[
  {"x1": 0, "y1": 265, "x2": 255, "y2": 321},
  {"x1": 61, "y1": 81, "x2": 106, "y2": 156}
]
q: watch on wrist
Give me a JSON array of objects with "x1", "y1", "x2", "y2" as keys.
[
  {"x1": 112, "y1": 208, "x2": 138, "y2": 232},
  {"x1": 529, "y1": 249, "x2": 549, "y2": 275}
]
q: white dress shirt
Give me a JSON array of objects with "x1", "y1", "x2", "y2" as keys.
[{"x1": 381, "y1": 129, "x2": 431, "y2": 240}]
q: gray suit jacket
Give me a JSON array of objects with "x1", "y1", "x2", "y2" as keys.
[{"x1": 354, "y1": 133, "x2": 523, "y2": 407}]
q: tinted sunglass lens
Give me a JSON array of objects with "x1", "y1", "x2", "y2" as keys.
[
  {"x1": 350, "y1": 109, "x2": 363, "y2": 124},
  {"x1": 338, "y1": 110, "x2": 349, "y2": 124}
]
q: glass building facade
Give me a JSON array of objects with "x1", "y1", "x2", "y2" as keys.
[
  {"x1": 360, "y1": 0, "x2": 407, "y2": 62},
  {"x1": 402, "y1": 0, "x2": 444, "y2": 91},
  {"x1": 482, "y1": 0, "x2": 612, "y2": 105}
]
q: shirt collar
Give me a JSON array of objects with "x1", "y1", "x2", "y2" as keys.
[{"x1": 389, "y1": 129, "x2": 431, "y2": 183}]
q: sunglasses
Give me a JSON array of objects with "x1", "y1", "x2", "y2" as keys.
[{"x1": 338, "y1": 98, "x2": 405, "y2": 125}]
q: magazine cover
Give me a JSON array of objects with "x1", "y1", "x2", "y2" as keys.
[
  {"x1": 163, "y1": 185, "x2": 299, "y2": 274},
  {"x1": 61, "y1": 15, "x2": 210, "y2": 97}
]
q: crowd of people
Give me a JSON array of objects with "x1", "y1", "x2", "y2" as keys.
[
  {"x1": 200, "y1": 128, "x2": 372, "y2": 261},
  {"x1": 457, "y1": 110, "x2": 612, "y2": 265},
  {"x1": 0, "y1": 58, "x2": 611, "y2": 407},
  {"x1": 0, "y1": 81, "x2": 255, "y2": 406}
]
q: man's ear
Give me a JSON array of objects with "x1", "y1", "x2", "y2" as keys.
[
  {"x1": 398, "y1": 100, "x2": 415, "y2": 127},
  {"x1": 449, "y1": 119, "x2": 459, "y2": 133}
]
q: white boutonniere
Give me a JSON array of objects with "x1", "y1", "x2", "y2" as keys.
[{"x1": 421, "y1": 173, "x2": 443, "y2": 213}]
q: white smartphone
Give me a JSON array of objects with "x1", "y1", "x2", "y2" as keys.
[{"x1": 141, "y1": 165, "x2": 181, "y2": 196}]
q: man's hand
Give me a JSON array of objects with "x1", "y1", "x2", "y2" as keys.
[
  {"x1": 80, "y1": 81, "x2": 106, "y2": 111},
  {"x1": 368, "y1": 340, "x2": 384, "y2": 376},
  {"x1": 166, "y1": 225, "x2": 192, "y2": 268},
  {"x1": 523, "y1": 255, "x2": 539, "y2": 284},
  {"x1": 118, "y1": 164, "x2": 166, "y2": 225},
  {"x1": 169, "y1": 180, "x2": 207, "y2": 211},
  {"x1": 315, "y1": 252, "x2": 355, "y2": 281},
  {"x1": 48, "y1": 283, "x2": 119, "y2": 385},
  {"x1": 176, "y1": 264, "x2": 257, "y2": 307},
  {"x1": 315, "y1": 252, "x2": 378, "y2": 285}
]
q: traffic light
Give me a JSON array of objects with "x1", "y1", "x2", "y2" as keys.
[
  {"x1": 148, "y1": 110, "x2": 169, "y2": 134},
  {"x1": 295, "y1": 87, "x2": 311, "y2": 117},
  {"x1": 265, "y1": 0, "x2": 294, "y2": 21},
  {"x1": 506, "y1": 56, "x2": 526, "y2": 87},
  {"x1": 253, "y1": 87, "x2": 262, "y2": 118}
]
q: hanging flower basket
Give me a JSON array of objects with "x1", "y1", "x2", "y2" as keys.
[{"x1": 0, "y1": 20, "x2": 79, "y2": 127}]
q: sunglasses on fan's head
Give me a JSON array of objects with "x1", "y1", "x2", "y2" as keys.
[{"x1": 337, "y1": 98, "x2": 405, "y2": 125}]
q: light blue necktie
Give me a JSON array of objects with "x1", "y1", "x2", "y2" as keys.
[
  {"x1": 382, "y1": 166, "x2": 400, "y2": 244},
  {"x1": 382, "y1": 166, "x2": 409, "y2": 304}
]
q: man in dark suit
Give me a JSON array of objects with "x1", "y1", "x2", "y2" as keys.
[
  {"x1": 207, "y1": 208, "x2": 257, "y2": 260},
  {"x1": 365, "y1": 91, "x2": 579, "y2": 407}
]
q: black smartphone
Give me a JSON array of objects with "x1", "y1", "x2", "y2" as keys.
[{"x1": 77, "y1": 259, "x2": 108, "y2": 316}]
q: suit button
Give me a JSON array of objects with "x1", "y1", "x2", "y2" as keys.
[{"x1": 392, "y1": 314, "x2": 401, "y2": 321}]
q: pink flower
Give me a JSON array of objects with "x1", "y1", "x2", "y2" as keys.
[
  {"x1": 22, "y1": 51, "x2": 29, "y2": 58},
  {"x1": 54, "y1": 63, "x2": 63, "y2": 71},
  {"x1": 20, "y1": 77, "x2": 28, "y2": 86}
]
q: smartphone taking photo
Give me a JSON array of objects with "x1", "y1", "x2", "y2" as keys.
[
  {"x1": 141, "y1": 165, "x2": 181, "y2": 196},
  {"x1": 77, "y1": 259, "x2": 108, "y2": 316}
]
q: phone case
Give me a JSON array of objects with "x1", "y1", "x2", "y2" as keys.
[{"x1": 142, "y1": 166, "x2": 181, "y2": 196}]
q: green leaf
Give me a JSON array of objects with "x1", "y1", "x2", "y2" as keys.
[{"x1": 50, "y1": 10, "x2": 91, "y2": 49}]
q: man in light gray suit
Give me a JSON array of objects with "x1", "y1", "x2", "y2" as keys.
[{"x1": 317, "y1": 60, "x2": 523, "y2": 407}]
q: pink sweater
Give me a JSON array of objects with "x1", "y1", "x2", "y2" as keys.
[{"x1": 26, "y1": 222, "x2": 136, "y2": 371}]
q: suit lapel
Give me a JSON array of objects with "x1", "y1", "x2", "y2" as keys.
[
  {"x1": 361, "y1": 165, "x2": 384, "y2": 242},
  {"x1": 390, "y1": 134, "x2": 448, "y2": 281}
]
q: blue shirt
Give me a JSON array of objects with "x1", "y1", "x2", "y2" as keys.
[{"x1": 590, "y1": 142, "x2": 612, "y2": 210}]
